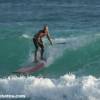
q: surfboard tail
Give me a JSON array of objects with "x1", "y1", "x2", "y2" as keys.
[{"x1": 14, "y1": 61, "x2": 46, "y2": 74}]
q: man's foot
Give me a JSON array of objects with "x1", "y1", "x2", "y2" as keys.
[
  {"x1": 33, "y1": 59, "x2": 38, "y2": 63},
  {"x1": 41, "y1": 57, "x2": 46, "y2": 61}
]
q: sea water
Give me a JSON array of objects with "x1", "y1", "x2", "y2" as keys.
[{"x1": 0, "y1": 0, "x2": 100, "y2": 100}]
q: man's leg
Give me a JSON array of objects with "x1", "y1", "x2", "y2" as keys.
[
  {"x1": 33, "y1": 38, "x2": 38, "y2": 62},
  {"x1": 39, "y1": 43, "x2": 44, "y2": 60},
  {"x1": 34, "y1": 47, "x2": 38, "y2": 62},
  {"x1": 41, "y1": 46, "x2": 44, "y2": 60}
]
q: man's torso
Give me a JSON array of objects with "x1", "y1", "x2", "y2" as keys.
[{"x1": 34, "y1": 30, "x2": 48, "y2": 40}]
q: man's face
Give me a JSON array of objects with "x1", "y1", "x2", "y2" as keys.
[{"x1": 45, "y1": 26, "x2": 48, "y2": 33}]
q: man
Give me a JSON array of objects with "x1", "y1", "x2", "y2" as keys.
[{"x1": 33, "y1": 25, "x2": 53, "y2": 62}]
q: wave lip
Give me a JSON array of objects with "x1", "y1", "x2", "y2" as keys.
[{"x1": 0, "y1": 74, "x2": 100, "y2": 100}]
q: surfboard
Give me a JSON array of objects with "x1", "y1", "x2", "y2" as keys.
[{"x1": 13, "y1": 61, "x2": 46, "y2": 74}]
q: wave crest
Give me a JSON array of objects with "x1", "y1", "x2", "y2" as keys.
[{"x1": 0, "y1": 74, "x2": 100, "y2": 100}]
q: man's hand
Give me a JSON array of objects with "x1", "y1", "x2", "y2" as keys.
[
  {"x1": 50, "y1": 41, "x2": 53, "y2": 45},
  {"x1": 47, "y1": 34, "x2": 53, "y2": 46}
]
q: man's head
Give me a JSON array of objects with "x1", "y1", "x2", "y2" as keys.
[{"x1": 43, "y1": 25, "x2": 48, "y2": 33}]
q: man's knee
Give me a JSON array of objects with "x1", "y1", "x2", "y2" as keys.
[
  {"x1": 41, "y1": 47, "x2": 44, "y2": 52},
  {"x1": 35, "y1": 47, "x2": 38, "y2": 51}
]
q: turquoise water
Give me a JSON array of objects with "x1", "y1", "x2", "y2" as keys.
[{"x1": 0, "y1": 0, "x2": 100, "y2": 100}]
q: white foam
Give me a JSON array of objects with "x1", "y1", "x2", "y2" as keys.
[
  {"x1": 53, "y1": 38, "x2": 67, "y2": 44},
  {"x1": 21, "y1": 34, "x2": 32, "y2": 39},
  {"x1": 0, "y1": 74, "x2": 100, "y2": 100}
]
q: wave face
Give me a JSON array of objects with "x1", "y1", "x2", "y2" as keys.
[{"x1": 0, "y1": 0, "x2": 100, "y2": 77}]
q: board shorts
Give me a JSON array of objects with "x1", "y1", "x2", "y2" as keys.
[{"x1": 33, "y1": 37, "x2": 44, "y2": 49}]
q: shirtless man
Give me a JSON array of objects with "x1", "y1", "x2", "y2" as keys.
[{"x1": 33, "y1": 25, "x2": 53, "y2": 62}]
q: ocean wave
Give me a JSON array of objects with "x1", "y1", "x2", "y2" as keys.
[
  {"x1": 24, "y1": 33, "x2": 100, "y2": 66},
  {"x1": 0, "y1": 74, "x2": 100, "y2": 100}
]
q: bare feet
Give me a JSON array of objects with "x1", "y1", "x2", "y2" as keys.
[
  {"x1": 41, "y1": 57, "x2": 46, "y2": 61},
  {"x1": 33, "y1": 59, "x2": 38, "y2": 63}
]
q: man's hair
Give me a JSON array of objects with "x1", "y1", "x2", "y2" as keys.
[{"x1": 43, "y1": 24, "x2": 48, "y2": 30}]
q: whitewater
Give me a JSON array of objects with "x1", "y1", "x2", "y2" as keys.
[{"x1": 0, "y1": 74, "x2": 100, "y2": 100}]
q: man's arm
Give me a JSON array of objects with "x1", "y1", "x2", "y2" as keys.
[{"x1": 47, "y1": 33, "x2": 53, "y2": 45}]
